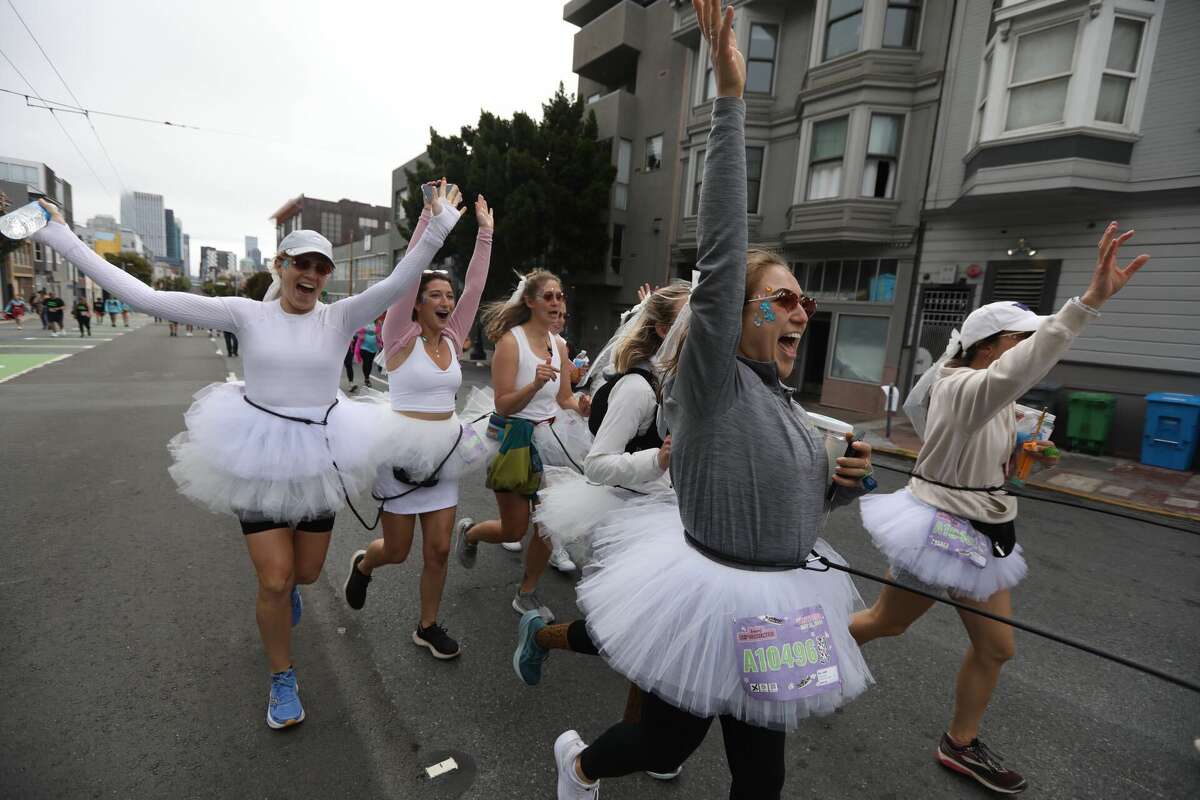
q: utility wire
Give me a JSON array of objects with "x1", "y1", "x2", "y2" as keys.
[
  {"x1": 7, "y1": 0, "x2": 125, "y2": 191},
  {"x1": 0, "y1": 46, "x2": 110, "y2": 195}
]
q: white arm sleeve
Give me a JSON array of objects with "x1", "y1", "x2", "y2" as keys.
[
  {"x1": 584, "y1": 376, "x2": 665, "y2": 487},
  {"x1": 328, "y1": 205, "x2": 461, "y2": 333},
  {"x1": 34, "y1": 222, "x2": 243, "y2": 331}
]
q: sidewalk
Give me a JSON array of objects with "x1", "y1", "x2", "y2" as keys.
[{"x1": 860, "y1": 415, "x2": 1200, "y2": 523}]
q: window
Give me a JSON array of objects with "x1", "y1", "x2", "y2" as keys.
[
  {"x1": 1096, "y1": 17, "x2": 1144, "y2": 125},
  {"x1": 320, "y1": 211, "x2": 342, "y2": 244},
  {"x1": 358, "y1": 217, "x2": 379, "y2": 229},
  {"x1": 747, "y1": 23, "x2": 779, "y2": 93},
  {"x1": 831, "y1": 314, "x2": 889, "y2": 383},
  {"x1": 807, "y1": 117, "x2": 848, "y2": 200},
  {"x1": 690, "y1": 150, "x2": 706, "y2": 215},
  {"x1": 862, "y1": 114, "x2": 903, "y2": 199},
  {"x1": 1005, "y1": 22, "x2": 1078, "y2": 131},
  {"x1": 746, "y1": 146, "x2": 764, "y2": 214},
  {"x1": 615, "y1": 139, "x2": 632, "y2": 211},
  {"x1": 975, "y1": 51, "x2": 992, "y2": 144},
  {"x1": 796, "y1": 259, "x2": 897, "y2": 302},
  {"x1": 611, "y1": 224, "x2": 624, "y2": 273},
  {"x1": 824, "y1": 0, "x2": 863, "y2": 61},
  {"x1": 645, "y1": 134, "x2": 663, "y2": 171},
  {"x1": 882, "y1": 1, "x2": 921, "y2": 48}
]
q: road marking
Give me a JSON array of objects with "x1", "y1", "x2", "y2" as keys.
[
  {"x1": 0, "y1": 342, "x2": 97, "y2": 348},
  {"x1": 0, "y1": 353, "x2": 72, "y2": 384}
]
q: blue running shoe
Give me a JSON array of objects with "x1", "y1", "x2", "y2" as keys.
[
  {"x1": 266, "y1": 667, "x2": 305, "y2": 729},
  {"x1": 513, "y1": 609, "x2": 549, "y2": 686},
  {"x1": 291, "y1": 585, "x2": 303, "y2": 627}
]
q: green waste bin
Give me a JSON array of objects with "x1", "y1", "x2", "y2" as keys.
[{"x1": 1066, "y1": 391, "x2": 1116, "y2": 454}]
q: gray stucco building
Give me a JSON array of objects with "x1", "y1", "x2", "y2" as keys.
[{"x1": 918, "y1": 0, "x2": 1199, "y2": 458}]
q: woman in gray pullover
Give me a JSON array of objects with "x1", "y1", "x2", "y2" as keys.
[{"x1": 552, "y1": 3, "x2": 875, "y2": 797}]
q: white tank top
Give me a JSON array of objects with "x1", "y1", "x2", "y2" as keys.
[
  {"x1": 511, "y1": 325, "x2": 560, "y2": 422},
  {"x1": 387, "y1": 336, "x2": 461, "y2": 413}
]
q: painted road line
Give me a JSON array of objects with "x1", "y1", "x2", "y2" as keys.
[
  {"x1": 0, "y1": 354, "x2": 72, "y2": 384},
  {"x1": 0, "y1": 342, "x2": 97, "y2": 348}
]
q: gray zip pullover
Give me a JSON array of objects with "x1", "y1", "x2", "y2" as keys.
[{"x1": 664, "y1": 97, "x2": 864, "y2": 566}]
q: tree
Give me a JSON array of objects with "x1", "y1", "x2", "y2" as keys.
[
  {"x1": 243, "y1": 271, "x2": 273, "y2": 300},
  {"x1": 399, "y1": 84, "x2": 616, "y2": 313},
  {"x1": 154, "y1": 276, "x2": 191, "y2": 292},
  {"x1": 202, "y1": 281, "x2": 234, "y2": 297},
  {"x1": 103, "y1": 251, "x2": 153, "y2": 286}
]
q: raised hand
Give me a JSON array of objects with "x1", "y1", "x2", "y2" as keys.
[
  {"x1": 693, "y1": 0, "x2": 745, "y2": 98},
  {"x1": 475, "y1": 195, "x2": 495, "y2": 230},
  {"x1": 1081, "y1": 222, "x2": 1149, "y2": 309},
  {"x1": 420, "y1": 181, "x2": 436, "y2": 212},
  {"x1": 38, "y1": 199, "x2": 65, "y2": 225},
  {"x1": 445, "y1": 182, "x2": 465, "y2": 214},
  {"x1": 637, "y1": 283, "x2": 658, "y2": 303}
]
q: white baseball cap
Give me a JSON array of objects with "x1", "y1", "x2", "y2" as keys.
[
  {"x1": 959, "y1": 301, "x2": 1045, "y2": 350},
  {"x1": 277, "y1": 230, "x2": 334, "y2": 267}
]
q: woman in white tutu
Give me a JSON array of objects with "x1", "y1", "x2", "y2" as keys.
[
  {"x1": 341, "y1": 187, "x2": 494, "y2": 661},
  {"x1": 850, "y1": 223, "x2": 1148, "y2": 794},
  {"x1": 30, "y1": 189, "x2": 461, "y2": 730},
  {"x1": 550, "y1": 7, "x2": 874, "y2": 797},
  {"x1": 453, "y1": 270, "x2": 590, "y2": 624}
]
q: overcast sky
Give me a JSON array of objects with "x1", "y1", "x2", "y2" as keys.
[{"x1": 0, "y1": 0, "x2": 578, "y2": 275}]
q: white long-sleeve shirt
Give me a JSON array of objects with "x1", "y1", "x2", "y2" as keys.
[
  {"x1": 34, "y1": 209, "x2": 459, "y2": 407},
  {"x1": 583, "y1": 372, "x2": 670, "y2": 490},
  {"x1": 909, "y1": 297, "x2": 1099, "y2": 523}
]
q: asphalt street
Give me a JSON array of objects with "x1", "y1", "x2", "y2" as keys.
[{"x1": 1, "y1": 318, "x2": 1198, "y2": 799}]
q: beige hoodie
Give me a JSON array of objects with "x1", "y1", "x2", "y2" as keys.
[{"x1": 909, "y1": 298, "x2": 1099, "y2": 523}]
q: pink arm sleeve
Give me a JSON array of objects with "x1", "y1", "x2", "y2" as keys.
[
  {"x1": 380, "y1": 209, "x2": 433, "y2": 360},
  {"x1": 447, "y1": 228, "x2": 494, "y2": 345}
]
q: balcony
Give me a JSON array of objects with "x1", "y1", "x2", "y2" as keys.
[
  {"x1": 783, "y1": 200, "x2": 910, "y2": 245},
  {"x1": 573, "y1": 1, "x2": 646, "y2": 87},
  {"x1": 957, "y1": 129, "x2": 1137, "y2": 201},
  {"x1": 563, "y1": 0, "x2": 622, "y2": 27},
  {"x1": 670, "y1": 2, "x2": 701, "y2": 48},
  {"x1": 801, "y1": 50, "x2": 932, "y2": 103},
  {"x1": 586, "y1": 89, "x2": 636, "y2": 141},
  {"x1": 674, "y1": 214, "x2": 764, "y2": 249}
]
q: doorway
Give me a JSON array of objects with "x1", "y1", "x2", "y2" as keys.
[{"x1": 797, "y1": 312, "x2": 831, "y2": 400}]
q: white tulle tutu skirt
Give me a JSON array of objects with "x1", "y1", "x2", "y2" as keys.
[
  {"x1": 860, "y1": 489, "x2": 1027, "y2": 601},
  {"x1": 534, "y1": 468, "x2": 674, "y2": 560},
  {"x1": 457, "y1": 385, "x2": 593, "y2": 473},
  {"x1": 577, "y1": 501, "x2": 873, "y2": 732},
  {"x1": 167, "y1": 381, "x2": 379, "y2": 524}
]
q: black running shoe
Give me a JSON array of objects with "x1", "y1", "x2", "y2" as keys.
[
  {"x1": 343, "y1": 550, "x2": 371, "y2": 610},
  {"x1": 937, "y1": 733, "x2": 1027, "y2": 794},
  {"x1": 412, "y1": 622, "x2": 461, "y2": 660}
]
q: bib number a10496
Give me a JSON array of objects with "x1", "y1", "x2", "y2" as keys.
[{"x1": 733, "y1": 605, "x2": 840, "y2": 702}]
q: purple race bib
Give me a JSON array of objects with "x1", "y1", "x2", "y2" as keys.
[
  {"x1": 733, "y1": 605, "x2": 841, "y2": 702},
  {"x1": 927, "y1": 510, "x2": 988, "y2": 569}
]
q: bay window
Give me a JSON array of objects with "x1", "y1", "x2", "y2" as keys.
[
  {"x1": 747, "y1": 23, "x2": 779, "y2": 94},
  {"x1": 824, "y1": 0, "x2": 864, "y2": 61},
  {"x1": 1005, "y1": 22, "x2": 1078, "y2": 132},
  {"x1": 807, "y1": 117, "x2": 848, "y2": 200},
  {"x1": 882, "y1": 0, "x2": 921, "y2": 49},
  {"x1": 1096, "y1": 17, "x2": 1144, "y2": 125},
  {"x1": 862, "y1": 114, "x2": 902, "y2": 199}
]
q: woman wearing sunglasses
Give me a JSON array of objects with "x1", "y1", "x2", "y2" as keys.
[
  {"x1": 29, "y1": 186, "x2": 461, "y2": 730},
  {"x1": 342, "y1": 186, "x2": 494, "y2": 661},
  {"x1": 454, "y1": 271, "x2": 591, "y2": 625},
  {"x1": 550, "y1": 5, "x2": 873, "y2": 797},
  {"x1": 850, "y1": 224, "x2": 1148, "y2": 795}
]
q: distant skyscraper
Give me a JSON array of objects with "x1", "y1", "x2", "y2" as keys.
[
  {"x1": 120, "y1": 191, "x2": 166, "y2": 259},
  {"x1": 164, "y1": 208, "x2": 183, "y2": 267},
  {"x1": 245, "y1": 235, "x2": 261, "y2": 269},
  {"x1": 182, "y1": 234, "x2": 190, "y2": 275}
]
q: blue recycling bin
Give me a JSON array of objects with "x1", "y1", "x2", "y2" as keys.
[{"x1": 1140, "y1": 392, "x2": 1200, "y2": 471}]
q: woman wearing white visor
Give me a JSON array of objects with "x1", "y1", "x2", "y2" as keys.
[
  {"x1": 851, "y1": 222, "x2": 1148, "y2": 794},
  {"x1": 30, "y1": 187, "x2": 461, "y2": 730}
]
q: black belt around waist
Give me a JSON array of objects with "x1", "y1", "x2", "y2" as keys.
[{"x1": 683, "y1": 530, "x2": 809, "y2": 573}]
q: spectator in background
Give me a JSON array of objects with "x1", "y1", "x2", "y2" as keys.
[
  {"x1": 31, "y1": 291, "x2": 46, "y2": 329},
  {"x1": 121, "y1": 302, "x2": 131, "y2": 327},
  {"x1": 44, "y1": 291, "x2": 65, "y2": 337},
  {"x1": 104, "y1": 297, "x2": 122, "y2": 326},
  {"x1": 4, "y1": 296, "x2": 28, "y2": 330},
  {"x1": 73, "y1": 294, "x2": 92, "y2": 337},
  {"x1": 93, "y1": 296, "x2": 104, "y2": 324},
  {"x1": 354, "y1": 315, "x2": 383, "y2": 388},
  {"x1": 224, "y1": 329, "x2": 239, "y2": 357}
]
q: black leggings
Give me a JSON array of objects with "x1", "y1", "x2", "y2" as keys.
[
  {"x1": 76, "y1": 315, "x2": 90, "y2": 335},
  {"x1": 344, "y1": 346, "x2": 355, "y2": 382},
  {"x1": 578, "y1": 679, "x2": 786, "y2": 799},
  {"x1": 360, "y1": 349, "x2": 376, "y2": 384}
]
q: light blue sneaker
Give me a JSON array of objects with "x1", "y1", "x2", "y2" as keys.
[
  {"x1": 291, "y1": 585, "x2": 303, "y2": 627},
  {"x1": 266, "y1": 667, "x2": 305, "y2": 729},
  {"x1": 513, "y1": 609, "x2": 549, "y2": 686}
]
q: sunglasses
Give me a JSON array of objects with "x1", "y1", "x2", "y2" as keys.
[
  {"x1": 999, "y1": 331, "x2": 1033, "y2": 342},
  {"x1": 744, "y1": 288, "x2": 817, "y2": 317},
  {"x1": 290, "y1": 256, "x2": 334, "y2": 276},
  {"x1": 540, "y1": 291, "x2": 565, "y2": 303}
]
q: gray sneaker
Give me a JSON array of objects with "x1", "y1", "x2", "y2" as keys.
[
  {"x1": 455, "y1": 518, "x2": 477, "y2": 569},
  {"x1": 512, "y1": 588, "x2": 555, "y2": 623}
]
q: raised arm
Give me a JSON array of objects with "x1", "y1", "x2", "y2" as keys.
[
  {"x1": 380, "y1": 201, "x2": 435, "y2": 360},
  {"x1": 329, "y1": 199, "x2": 461, "y2": 334},
  {"x1": 32, "y1": 217, "x2": 241, "y2": 331},
  {"x1": 447, "y1": 195, "x2": 495, "y2": 345}
]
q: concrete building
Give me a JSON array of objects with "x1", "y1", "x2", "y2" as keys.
[
  {"x1": 390, "y1": 152, "x2": 425, "y2": 267},
  {"x1": 0, "y1": 157, "x2": 75, "y2": 298},
  {"x1": 270, "y1": 195, "x2": 391, "y2": 249},
  {"x1": 327, "y1": 231, "x2": 398, "y2": 301},
  {"x1": 182, "y1": 234, "x2": 191, "y2": 276},
  {"x1": 199, "y1": 246, "x2": 238, "y2": 284},
  {"x1": 916, "y1": 0, "x2": 1200, "y2": 459},
  {"x1": 120, "y1": 191, "x2": 166, "y2": 259},
  {"x1": 0, "y1": 180, "x2": 36, "y2": 303},
  {"x1": 245, "y1": 235, "x2": 262, "y2": 269},
  {"x1": 163, "y1": 209, "x2": 184, "y2": 268}
]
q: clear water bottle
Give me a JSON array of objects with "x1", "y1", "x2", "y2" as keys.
[
  {"x1": 0, "y1": 201, "x2": 51, "y2": 240},
  {"x1": 573, "y1": 350, "x2": 589, "y2": 370}
]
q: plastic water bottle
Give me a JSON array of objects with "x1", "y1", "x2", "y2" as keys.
[
  {"x1": 573, "y1": 350, "x2": 589, "y2": 370},
  {"x1": 0, "y1": 201, "x2": 51, "y2": 240}
]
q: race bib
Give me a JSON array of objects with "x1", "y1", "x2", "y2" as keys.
[
  {"x1": 733, "y1": 606, "x2": 841, "y2": 702},
  {"x1": 927, "y1": 511, "x2": 988, "y2": 569}
]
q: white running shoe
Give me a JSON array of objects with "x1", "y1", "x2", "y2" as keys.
[
  {"x1": 549, "y1": 546, "x2": 576, "y2": 573},
  {"x1": 554, "y1": 730, "x2": 597, "y2": 799},
  {"x1": 501, "y1": 539, "x2": 523, "y2": 552},
  {"x1": 646, "y1": 765, "x2": 683, "y2": 780}
]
